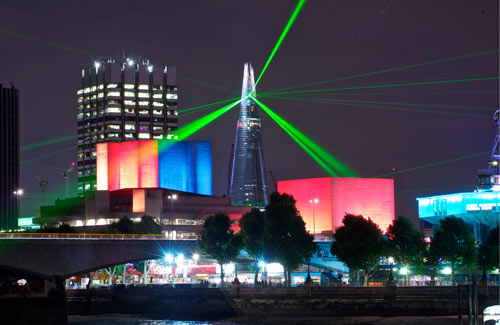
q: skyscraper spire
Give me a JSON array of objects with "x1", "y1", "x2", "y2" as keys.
[{"x1": 230, "y1": 63, "x2": 268, "y2": 206}]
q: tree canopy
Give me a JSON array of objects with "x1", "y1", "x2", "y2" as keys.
[
  {"x1": 478, "y1": 224, "x2": 499, "y2": 272},
  {"x1": 428, "y1": 216, "x2": 477, "y2": 284},
  {"x1": 197, "y1": 213, "x2": 243, "y2": 283},
  {"x1": 103, "y1": 215, "x2": 162, "y2": 234},
  {"x1": 386, "y1": 216, "x2": 426, "y2": 284},
  {"x1": 331, "y1": 214, "x2": 386, "y2": 286}
]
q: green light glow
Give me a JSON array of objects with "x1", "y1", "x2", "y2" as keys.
[
  {"x1": 260, "y1": 95, "x2": 494, "y2": 111},
  {"x1": 20, "y1": 134, "x2": 77, "y2": 151},
  {"x1": 260, "y1": 95, "x2": 490, "y2": 118},
  {"x1": 260, "y1": 76, "x2": 500, "y2": 96},
  {"x1": 254, "y1": 0, "x2": 307, "y2": 87},
  {"x1": 178, "y1": 97, "x2": 239, "y2": 115},
  {"x1": 373, "y1": 151, "x2": 490, "y2": 178},
  {"x1": 175, "y1": 99, "x2": 242, "y2": 141},
  {"x1": 262, "y1": 49, "x2": 500, "y2": 93},
  {"x1": 21, "y1": 146, "x2": 74, "y2": 165},
  {"x1": 178, "y1": 76, "x2": 238, "y2": 94},
  {"x1": 23, "y1": 161, "x2": 66, "y2": 171},
  {"x1": 251, "y1": 97, "x2": 356, "y2": 177}
]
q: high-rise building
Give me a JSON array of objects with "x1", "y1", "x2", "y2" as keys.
[
  {"x1": 0, "y1": 84, "x2": 20, "y2": 230},
  {"x1": 230, "y1": 63, "x2": 268, "y2": 207},
  {"x1": 77, "y1": 58, "x2": 178, "y2": 194}
]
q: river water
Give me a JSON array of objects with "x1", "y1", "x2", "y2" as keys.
[{"x1": 69, "y1": 315, "x2": 227, "y2": 325}]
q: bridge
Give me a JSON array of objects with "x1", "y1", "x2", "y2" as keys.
[{"x1": 0, "y1": 233, "x2": 196, "y2": 277}]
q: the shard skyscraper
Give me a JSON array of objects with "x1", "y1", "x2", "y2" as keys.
[{"x1": 230, "y1": 63, "x2": 268, "y2": 207}]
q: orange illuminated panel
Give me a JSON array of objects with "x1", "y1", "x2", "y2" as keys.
[
  {"x1": 132, "y1": 189, "x2": 145, "y2": 213},
  {"x1": 108, "y1": 142, "x2": 121, "y2": 191},
  {"x1": 119, "y1": 141, "x2": 139, "y2": 189},
  {"x1": 138, "y1": 140, "x2": 158, "y2": 188},
  {"x1": 96, "y1": 143, "x2": 108, "y2": 190}
]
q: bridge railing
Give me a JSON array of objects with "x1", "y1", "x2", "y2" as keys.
[{"x1": 0, "y1": 233, "x2": 195, "y2": 240}]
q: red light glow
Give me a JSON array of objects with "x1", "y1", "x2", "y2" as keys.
[{"x1": 278, "y1": 177, "x2": 395, "y2": 235}]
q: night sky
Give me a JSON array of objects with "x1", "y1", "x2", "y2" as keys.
[{"x1": 1, "y1": 0, "x2": 498, "y2": 223}]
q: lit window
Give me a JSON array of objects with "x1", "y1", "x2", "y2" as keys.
[
  {"x1": 106, "y1": 91, "x2": 120, "y2": 97},
  {"x1": 124, "y1": 84, "x2": 135, "y2": 89},
  {"x1": 124, "y1": 91, "x2": 135, "y2": 97},
  {"x1": 153, "y1": 110, "x2": 163, "y2": 115},
  {"x1": 125, "y1": 108, "x2": 135, "y2": 114},
  {"x1": 138, "y1": 92, "x2": 149, "y2": 98},
  {"x1": 152, "y1": 85, "x2": 163, "y2": 91},
  {"x1": 77, "y1": 89, "x2": 83, "y2": 95},
  {"x1": 125, "y1": 124, "x2": 135, "y2": 130},
  {"x1": 153, "y1": 126, "x2": 163, "y2": 131},
  {"x1": 139, "y1": 110, "x2": 149, "y2": 115},
  {"x1": 138, "y1": 85, "x2": 149, "y2": 90},
  {"x1": 166, "y1": 93, "x2": 178, "y2": 100},
  {"x1": 125, "y1": 133, "x2": 134, "y2": 139},
  {"x1": 77, "y1": 113, "x2": 83, "y2": 119},
  {"x1": 153, "y1": 135, "x2": 163, "y2": 139},
  {"x1": 77, "y1": 96, "x2": 83, "y2": 103},
  {"x1": 98, "y1": 84, "x2": 104, "y2": 90},
  {"x1": 152, "y1": 93, "x2": 163, "y2": 99},
  {"x1": 174, "y1": 110, "x2": 178, "y2": 116},
  {"x1": 138, "y1": 101, "x2": 149, "y2": 106},
  {"x1": 90, "y1": 86, "x2": 97, "y2": 92},
  {"x1": 106, "y1": 107, "x2": 121, "y2": 113},
  {"x1": 124, "y1": 100, "x2": 136, "y2": 106},
  {"x1": 84, "y1": 87, "x2": 90, "y2": 93},
  {"x1": 138, "y1": 133, "x2": 150, "y2": 139},
  {"x1": 97, "y1": 92, "x2": 104, "y2": 98},
  {"x1": 139, "y1": 125, "x2": 149, "y2": 131},
  {"x1": 107, "y1": 125, "x2": 121, "y2": 130},
  {"x1": 153, "y1": 102, "x2": 163, "y2": 107},
  {"x1": 108, "y1": 133, "x2": 120, "y2": 138},
  {"x1": 107, "y1": 83, "x2": 118, "y2": 89},
  {"x1": 84, "y1": 184, "x2": 91, "y2": 190}
]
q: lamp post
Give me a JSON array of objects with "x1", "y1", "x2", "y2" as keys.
[
  {"x1": 13, "y1": 189, "x2": 23, "y2": 220},
  {"x1": 309, "y1": 198, "x2": 319, "y2": 237},
  {"x1": 167, "y1": 194, "x2": 178, "y2": 240}
]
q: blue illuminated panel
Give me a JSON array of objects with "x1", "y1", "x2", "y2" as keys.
[
  {"x1": 158, "y1": 140, "x2": 212, "y2": 195},
  {"x1": 417, "y1": 192, "x2": 500, "y2": 218}
]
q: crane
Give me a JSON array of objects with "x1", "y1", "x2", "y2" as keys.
[
  {"x1": 63, "y1": 163, "x2": 75, "y2": 199},
  {"x1": 35, "y1": 176, "x2": 48, "y2": 206}
]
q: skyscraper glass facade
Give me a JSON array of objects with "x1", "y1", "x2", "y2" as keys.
[{"x1": 230, "y1": 63, "x2": 268, "y2": 206}]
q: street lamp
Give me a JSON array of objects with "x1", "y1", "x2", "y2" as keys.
[
  {"x1": 167, "y1": 194, "x2": 178, "y2": 240},
  {"x1": 13, "y1": 189, "x2": 23, "y2": 219},
  {"x1": 309, "y1": 198, "x2": 319, "y2": 237}
]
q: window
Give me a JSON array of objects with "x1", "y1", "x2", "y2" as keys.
[
  {"x1": 138, "y1": 133, "x2": 150, "y2": 139},
  {"x1": 97, "y1": 92, "x2": 104, "y2": 98},
  {"x1": 152, "y1": 85, "x2": 163, "y2": 91},
  {"x1": 138, "y1": 92, "x2": 149, "y2": 98},
  {"x1": 77, "y1": 89, "x2": 83, "y2": 95},
  {"x1": 125, "y1": 133, "x2": 134, "y2": 139},
  {"x1": 124, "y1": 84, "x2": 135, "y2": 89},
  {"x1": 139, "y1": 125, "x2": 149, "y2": 131},
  {"x1": 106, "y1": 91, "x2": 120, "y2": 97},
  {"x1": 108, "y1": 133, "x2": 120, "y2": 138},
  {"x1": 139, "y1": 110, "x2": 149, "y2": 115},
  {"x1": 124, "y1": 100, "x2": 136, "y2": 106},
  {"x1": 153, "y1": 135, "x2": 163, "y2": 139},
  {"x1": 153, "y1": 126, "x2": 163, "y2": 131},
  {"x1": 124, "y1": 91, "x2": 135, "y2": 97},
  {"x1": 138, "y1": 84, "x2": 149, "y2": 90},
  {"x1": 153, "y1": 110, "x2": 163, "y2": 115},
  {"x1": 107, "y1": 125, "x2": 121, "y2": 130},
  {"x1": 138, "y1": 101, "x2": 149, "y2": 106},
  {"x1": 125, "y1": 108, "x2": 135, "y2": 114},
  {"x1": 152, "y1": 93, "x2": 163, "y2": 99},
  {"x1": 153, "y1": 102, "x2": 163, "y2": 107},
  {"x1": 125, "y1": 124, "x2": 135, "y2": 130},
  {"x1": 107, "y1": 83, "x2": 118, "y2": 89},
  {"x1": 106, "y1": 107, "x2": 121, "y2": 113},
  {"x1": 166, "y1": 93, "x2": 178, "y2": 100}
]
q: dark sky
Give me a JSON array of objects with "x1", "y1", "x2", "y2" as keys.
[{"x1": 0, "y1": 0, "x2": 498, "y2": 222}]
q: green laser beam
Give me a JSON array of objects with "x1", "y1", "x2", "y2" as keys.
[
  {"x1": 252, "y1": 96, "x2": 357, "y2": 177},
  {"x1": 254, "y1": 0, "x2": 307, "y2": 87},
  {"x1": 178, "y1": 76, "x2": 238, "y2": 94},
  {"x1": 373, "y1": 151, "x2": 490, "y2": 178},
  {"x1": 20, "y1": 147, "x2": 74, "y2": 165},
  {"x1": 260, "y1": 76, "x2": 500, "y2": 96},
  {"x1": 281, "y1": 90, "x2": 500, "y2": 97},
  {"x1": 396, "y1": 185, "x2": 472, "y2": 194},
  {"x1": 178, "y1": 97, "x2": 239, "y2": 113},
  {"x1": 261, "y1": 95, "x2": 489, "y2": 118},
  {"x1": 261, "y1": 95, "x2": 494, "y2": 111},
  {"x1": 175, "y1": 99, "x2": 243, "y2": 141},
  {"x1": 22, "y1": 162, "x2": 66, "y2": 171},
  {"x1": 262, "y1": 49, "x2": 500, "y2": 93},
  {"x1": 20, "y1": 134, "x2": 77, "y2": 151}
]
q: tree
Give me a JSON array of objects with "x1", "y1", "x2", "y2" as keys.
[
  {"x1": 239, "y1": 208, "x2": 269, "y2": 285},
  {"x1": 331, "y1": 214, "x2": 386, "y2": 286},
  {"x1": 428, "y1": 216, "x2": 477, "y2": 285},
  {"x1": 264, "y1": 192, "x2": 317, "y2": 287},
  {"x1": 478, "y1": 225, "x2": 499, "y2": 273},
  {"x1": 387, "y1": 216, "x2": 426, "y2": 285},
  {"x1": 38, "y1": 223, "x2": 77, "y2": 233},
  {"x1": 110, "y1": 216, "x2": 136, "y2": 234},
  {"x1": 135, "y1": 260, "x2": 156, "y2": 285},
  {"x1": 135, "y1": 215, "x2": 162, "y2": 234},
  {"x1": 102, "y1": 264, "x2": 126, "y2": 285},
  {"x1": 198, "y1": 213, "x2": 243, "y2": 284}
]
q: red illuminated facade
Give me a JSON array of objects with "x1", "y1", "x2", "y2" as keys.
[{"x1": 278, "y1": 177, "x2": 395, "y2": 236}]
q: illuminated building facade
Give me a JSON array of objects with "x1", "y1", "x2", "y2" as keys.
[
  {"x1": 77, "y1": 58, "x2": 178, "y2": 194},
  {"x1": 36, "y1": 189, "x2": 250, "y2": 240},
  {"x1": 96, "y1": 140, "x2": 212, "y2": 196},
  {"x1": 278, "y1": 177, "x2": 395, "y2": 237},
  {"x1": 417, "y1": 110, "x2": 500, "y2": 241},
  {"x1": 0, "y1": 84, "x2": 19, "y2": 230},
  {"x1": 230, "y1": 63, "x2": 268, "y2": 207}
]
